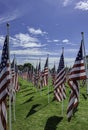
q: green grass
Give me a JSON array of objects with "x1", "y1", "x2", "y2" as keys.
[{"x1": 10, "y1": 78, "x2": 88, "y2": 130}]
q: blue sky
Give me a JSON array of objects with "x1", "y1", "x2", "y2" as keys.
[{"x1": 0, "y1": 0, "x2": 88, "y2": 69}]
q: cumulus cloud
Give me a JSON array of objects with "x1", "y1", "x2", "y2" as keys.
[
  {"x1": 47, "y1": 39, "x2": 60, "y2": 43},
  {"x1": 75, "y1": 1, "x2": 88, "y2": 11},
  {"x1": 10, "y1": 48, "x2": 44, "y2": 55},
  {"x1": 28, "y1": 27, "x2": 48, "y2": 35},
  {"x1": 10, "y1": 33, "x2": 46, "y2": 48},
  {"x1": 62, "y1": 39, "x2": 69, "y2": 43},
  {"x1": 15, "y1": 33, "x2": 38, "y2": 43},
  {"x1": 0, "y1": 33, "x2": 78, "y2": 68},
  {"x1": 62, "y1": 39, "x2": 77, "y2": 46},
  {"x1": 53, "y1": 39, "x2": 60, "y2": 42}
]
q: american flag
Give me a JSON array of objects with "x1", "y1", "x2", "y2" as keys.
[
  {"x1": 54, "y1": 51, "x2": 66, "y2": 102},
  {"x1": 11, "y1": 57, "x2": 19, "y2": 92},
  {"x1": 38, "y1": 61, "x2": 42, "y2": 88},
  {"x1": 34, "y1": 65, "x2": 39, "y2": 87},
  {"x1": 30, "y1": 66, "x2": 35, "y2": 85},
  {"x1": 27, "y1": 66, "x2": 33, "y2": 82},
  {"x1": 51, "y1": 63, "x2": 56, "y2": 86},
  {"x1": 22, "y1": 70, "x2": 28, "y2": 81},
  {"x1": 43, "y1": 56, "x2": 48, "y2": 86},
  {"x1": 0, "y1": 35, "x2": 11, "y2": 130},
  {"x1": 67, "y1": 40, "x2": 86, "y2": 121},
  {"x1": 38, "y1": 61, "x2": 41, "y2": 78},
  {"x1": 41, "y1": 70, "x2": 45, "y2": 87}
]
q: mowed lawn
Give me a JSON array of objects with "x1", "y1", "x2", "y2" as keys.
[{"x1": 11, "y1": 77, "x2": 88, "y2": 130}]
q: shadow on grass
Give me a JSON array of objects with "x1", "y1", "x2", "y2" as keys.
[
  {"x1": 24, "y1": 92, "x2": 36, "y2": 97},
  {"x1": 26, "y1": 104, "x2": 41, "y2": 118},
  {"x1": 52, "y1": 97, "x2": 56, "y2": 102},
  {"x1": 22, "y1": 96, "x2": 34, "y2": 104},
  {"x1": 82, "y1": 93, "x2": 87, "y2": 100},
  {"x1": 41, "y1": 88, "x2": 47, "y2": 91},
  {"x1": 44, "y1": 116, "x2": 63, "y2": 130},
  {"x1": 20, "y1": 88, "x2": 32, "y2": 93},
  {"x1": 46, "y1": 91, "x2": 53, "y2": 95}
]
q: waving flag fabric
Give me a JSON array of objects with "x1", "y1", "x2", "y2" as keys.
[
  {"x1": 54, "y1": 51, "x2": 66, "y2": 101},
  {"x1": 51, "y1": 63, "x2": 56, "y2": 86},
  {"x1": 11, "y1": 57, "x2": 19, "y2": 92},
  {"x1": 0, "y1": 35, "x2": 11, "y2": 130},
  {"x1": 43, "y1": 57, "x2": 48, "y2": 86},
  {"x1": 67, "y1": 40, "x2": 86, "y2": 121}
]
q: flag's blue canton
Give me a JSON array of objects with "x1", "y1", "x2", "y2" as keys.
[
  {"x1": 0, "y1": 36, "x2": 9, "y2": 72},
  {"x1": 57, "y1": 53, "x2": 64, "y2": 73},
  {"x1": 38, "y1": 62, "x2": 41, "y2": 71},
  {"x1": 75, "y1": 40, "x2": 83, "y2": 61},
  {"x1": 11, "y1": 59, "x2": 18, "y2": 73},
  {"x1": 44, "y1": 57, "x2": 48, "y2": 68},
  {"x1": 52, "y1": 64, "x2": 56, "y2": 73}
]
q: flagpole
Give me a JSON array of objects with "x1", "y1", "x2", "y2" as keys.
[
  {"x1": 13, "y1": 54, "x2": 16, "y2": 121},
  {"x1": 62, "y1": 47, "x2": 64, "y2": 116},
  {"x1": 36, "y1": 60, "x2": 38, "y2": 90},
  {"x1": 32, "y1": 62, "x2": 36, "y2": 92},
  {"x1": 13, "y1": 90, "x2": 16, "y2": 121},
  {"x1": 81, "y1": 32, "x2": 88, "y2": 95},
  {"x1": 35, "y1": 61, "x2": 38, "y2": 92},
  {"x1": 47, "y1": 54, "x2": 50, "y2": 103},
  {"x1": 7, "y1": 23, "x2": 12, "y2": 130},
  {"x1": 39, "y1": 58, "x2": 42, "y2": 96},
  {"x1": 78, "y1": 80, "x2": 80, "y2": 102}
]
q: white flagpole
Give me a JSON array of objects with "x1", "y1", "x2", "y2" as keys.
[
  {"x1": 7, "y1": 23, "x2": 12, "y2": 130},
  {"x1": 35, "y1": 61, "x2": 38, "y2": 92},
  {"x1": 62, "y1": 47, "x2": 64, "y2": 116},
  {"x1": 36, "y1": 60, "x2": 38, "y2": 89},
  {"x1": 81, "y1": 32, "x2": 88, "y2": 95},
  {"x1": 77, "y1": 81, "x2": 80, "y2": 102},
  {"x1": 32, "y1": 63, "x2": 36, "y2": 92},
  {"x1": 39, "y1": 58, "x2": 42, "y2": 96},
  {"x1": 9, "y1": 92, "x2": 12, "y2": 130},
  {"x1": 13, "y1": 54, "x2": 16, "y2": 121},
  {"x1": 13, "y1": 92, "x2": 16, "y2": 121},
  {"x1": 61, "y1": 85, "x2": 64, "y2": 116},
  {"x1": 47, "y1": 54, "x2": 50, "y2": 103}
]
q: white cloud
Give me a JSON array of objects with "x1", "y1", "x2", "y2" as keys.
[
  {"x1": 65, "y1": 57, "x2": 75, "y2": 67},
  {"x1": 10, "y1": 33, "x2": 46, "y2": 48},
  {"x1": 65, "y1": 48, "x2": 78, "y2": 52},
  {"x1": 0, "y1": 34, "x2": 78, "y2": 69},
  {"x1": 0, "y1": 10, "x2": 19, "y2": 24},
  {"x1": 0, "y1": 35, "x2": 5, "y2": 46},
  {"x1": 14, "y1": 54, "x2": 75, "y2": 69},
  {"x1": 15, "y1": 33, "x2": 38, "y2": 43},
  {"x1": 53, "y1": 39, "x2": 60, "y2": 42},
  {"x1": 47, "y1": 40, "x2": 52, "y2": 42},
  {"x1": 75, "y1": 1, "x2": 88, "y2": 11},
  {"x1": 28, "y1": 27, "x2": 48, "y2": 35},
  {"x1": 47, "y1": 39, "x2": 60, "y2": 43},
  {"x1": 62, "y1": 0, "x2": 73, "y2": 7},
  {"x1": 62, "y1": 39, "x2": 77, "y2": 46},
  {"x1": 0, "y1": 33, "x2": 47, "y2": 51},
  {"x1": 10, "y1": 48, "x2": 51, "y2": 56},
  {"x1": 62, "y1": 39, "x2": 69, "y2": 43}
]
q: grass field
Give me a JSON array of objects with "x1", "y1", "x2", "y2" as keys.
[{"x1": 11, "y1": 77, "x2": 88, "y2": 130}]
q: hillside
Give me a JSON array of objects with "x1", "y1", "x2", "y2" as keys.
[{"x1": 11, "y1": 78, "x2": 88, "y2": 130}]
